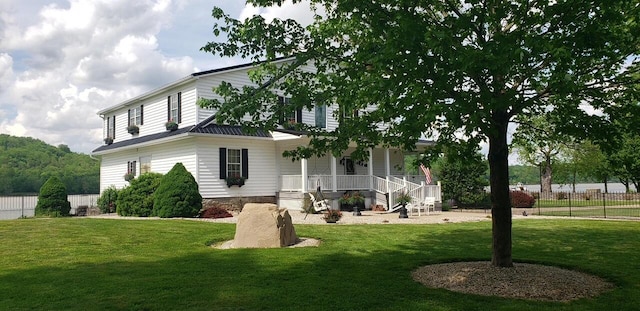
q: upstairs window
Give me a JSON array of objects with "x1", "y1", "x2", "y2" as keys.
[
  {"x1": 167, "y1": 92, "x2": 182, "y2": 123},
  {"x1": 106, "y1": 115, "x2": 115, "y2": 139},
  {"x1": 128, "y1": 105, "x2": 143, "y2": 126},
  {"x1": 140, "y1": 156, "x2": 151, "y2": 174},
  {"x1": 278, "y1": 96, "x2": 302, "y2": 125},
  {"x1": 314, "y1": 104, "x2": 326, "y2": 129}
]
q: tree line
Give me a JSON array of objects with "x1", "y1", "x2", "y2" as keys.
[{"x1": 0, "y1": 134, "x2": 99, "y2": 195}]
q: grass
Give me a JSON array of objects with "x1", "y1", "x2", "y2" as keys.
[{"x1": 0, "y1": 218, "x2": 639, "y2": 310}]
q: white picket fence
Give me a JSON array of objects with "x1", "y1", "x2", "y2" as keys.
[{"x1": 0, "y1": 194, "x2": 100, "y2": 220}]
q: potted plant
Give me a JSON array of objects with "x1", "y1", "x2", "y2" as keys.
[
  {"x1": 127, "y1": 125, "x2": 139, "y2": 134},
  {"x1": 323, "y1": 209, "x2": 342, "y2": 223},
  {"x1": 104, "y1": 137, "x2": 113, "y2": 145},
  {"x1": 226, "y1": 175, "x2": 245, "y2": 187},
  {"x1": 338, "y1": 192, "x2": 352, "y2": 210},
  {"x1": 123, "y1": 172, "x2": 135, "y2": 182},
  {"x1": 165, "y1": 119, "x2": 178, "y2": 131},
  {"x1": 350, "y1": 191, "x2": 365, "y2": 216},
  {"x1": 397, "y1": 191, "x2": 412, "y2": 219}
]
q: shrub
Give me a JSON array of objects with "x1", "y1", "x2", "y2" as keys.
[
  {"x1": 153, "y1": 163, "x2": 202, "y2": 218},
  {"x1": 510, "y1": 191, "x2": 536, "y2": 208},
  {"x1": 555, "y1": 192, "x2": 567, "y2": 200},
  {"x1": 35, "y1": 176, "x2": 71, "y2": 217},
  {"x1": 97, "y1": 186, "x2": 119, "y2": 213},
  {"x1": 200, "y1": 206, "x2": 233, "y2": 219},
  {"x1": 116, "y1": 173, "x2": 163, "y2": 216}
]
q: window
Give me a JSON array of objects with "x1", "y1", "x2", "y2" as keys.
[
  {"x1": 278, "y1": 96, "x2": 301, "y2": 125},
  {"x1": 128, "y1": 105, "x2": 143, "y2": 126},
  {"x1": 127, "y1": 161, "x2": 137, "y2": 176},
  {"x1": 167, "y1": 92, "x2": 181, "y2": 123},
  {"x1": 106, "y1": 115, "x2": 115, "y2": 139},
  {"x1": 314, "y1": 104, "x2": 326, "y2": 128},
  {"x1": 140, "y1": 156, "x2": 151, "y2": 174},
  {"x1": 219, "y1": 147, "x2": 248, "y2": 180},
  {"x1": 227, "y1": 149, "x2": 241, "y2": 178}
]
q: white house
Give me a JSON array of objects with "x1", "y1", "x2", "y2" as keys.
[{"x1": 91, "y1": 58, "x2": 441, "y2": 211}]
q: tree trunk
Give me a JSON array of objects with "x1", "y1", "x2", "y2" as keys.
[
  {"x1": 488, "y1": 111, "x2": 513, "y2": 268},
  {"x1": 541, "y1": 161, "x2": 552, "y2": 194}
]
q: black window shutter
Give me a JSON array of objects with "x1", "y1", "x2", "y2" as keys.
[
  {"x1": 112, "y1": 116, "x2": 116, "y2": 139},
  {"x1": 127, "y1": 161, "x2": 131, "y2": 174},
  {"x1": 219, "y1": 148, "x2": 227, "y2": 179},
  {"x1": 241, "y1": 148, "x2": 249, "y2": 179},
  {"x1": 177, "y1": 92, "x2": 182, "y2": 123},
  {"x1": 127, "y1": 109, "x2": 131, "y2": 126},
  {"x1": 296, "y1": 108, "x2": 302, "y2": 123},
  {"x1": 133, "y1": 161, "x2": 137, "y2": 176},
  {"x1": 140, "y1": 105, "x2": 143, "y2": 125},
  {"x1": 278, "y1": 96, "x2": 285, "y2": 124},
  {"x1": 167, "y1": 96, "x2": 171, "y2": 121}
]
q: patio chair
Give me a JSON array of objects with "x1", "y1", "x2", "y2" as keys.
[
  {"x1": 308, "y1": 193, "x2": 330, "y2": 212},
  {"x1": 419, "y1": 197, "x2": 436, "y2": 215},
  {"x1": 406, "y1": 202, "x2": 422, "y2": 216}
]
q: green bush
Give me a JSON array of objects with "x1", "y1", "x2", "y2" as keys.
[
  {"x1": 116, "y1": 173, "x2": 163, "y2": 217},
  {"x1": 153, "y1": 163, "x2": 202, "y2": 218},
  {"x1": 97, "y1": 186, "x2": 119, "y2": 213},
  {"x1": 35, "y1": 176, "x2": 71, "y2": 217}
]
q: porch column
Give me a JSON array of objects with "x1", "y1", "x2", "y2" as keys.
[
  {"x1": 301, "y1": 158, "x2": 308, "y2": 193},
  {"x1": 368, "y1": 148, "x2": 374, "y2": 191},
  {"x1": 330, "y1": 155, "x2": 337, "y2": 192},
  {"x1": 384, "y1": 148, "x2": 391, "y2": 177}
]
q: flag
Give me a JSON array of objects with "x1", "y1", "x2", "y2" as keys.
[{"x1": 420, "y1": 164, "x2": 432, "y2": 184}]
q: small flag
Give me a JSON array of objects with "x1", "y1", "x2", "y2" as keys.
[{"x1": 419, "y1": 164, "x2": 432, "y2": 184}]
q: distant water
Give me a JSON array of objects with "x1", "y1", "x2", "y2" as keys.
[{"x1": 516, "y1": 183, "x2": 636, "y2": 193}]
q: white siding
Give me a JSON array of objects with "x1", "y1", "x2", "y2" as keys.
[
  {"x1": 99, "y1": 139, "x2": 197, "y2": 193},
  {"x1": 196, "y1": 136, "x2": 278, "y2": 198},
  {"x1": 196, "y1": 68, "x2": 260, "y2": 123}
]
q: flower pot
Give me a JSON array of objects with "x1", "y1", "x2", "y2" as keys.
[
  {"x1": 104, "y1": 137, "x2": 113, "y2": 145},
  {"x1": 325, "y1": 219, "x2": 338, "y2": 223},
  {"x1": 165, "y1": 122, "x2": 178, "y2": 131},
  {"x1": 127, "y1": 125, "x2": 139, "y2": 135}
]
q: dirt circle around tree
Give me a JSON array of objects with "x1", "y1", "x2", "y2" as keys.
[{"x1": 412, "y1": 261, "x2": 614, "y2": 302}]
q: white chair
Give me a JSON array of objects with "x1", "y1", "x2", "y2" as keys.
[
  {"x1": 406, "y1": 202, "x2": 421, "y2": 216},
  {"x1": 308, "y1": 193, "x2": 329, "y2": 212},
  {"x1": 420, "y1": 197, "x2": 436, "y2": 215}
]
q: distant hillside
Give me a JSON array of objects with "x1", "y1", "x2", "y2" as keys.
[{"x1": 0, "y1": 134, "x2": 99, "y2": 195}]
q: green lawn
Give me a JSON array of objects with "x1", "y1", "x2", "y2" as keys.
[{"x1": 1, "y1": 218, "x2": 639, "y2": 310}]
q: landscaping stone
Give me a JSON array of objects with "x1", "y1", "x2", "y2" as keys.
[{"x1": 233, "y1": 203, "x2": 297, "y2": 248}]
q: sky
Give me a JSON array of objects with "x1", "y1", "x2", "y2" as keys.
[{"x1": 0, "y1": 0, "x2": 317, "y2": 154}]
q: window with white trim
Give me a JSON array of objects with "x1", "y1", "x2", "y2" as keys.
[
  {"x1": 227, "y1": 149, "x2": 241, "y2": 178},
  {"x1": 168, "y1": 92, "x2": 181, "y2": 123},
  {"x1": 278, "y1": 96, "x2": 301, "y2": 125},
  {"x1": 106, "y1": 115, "x2": 115, "y2": 138},
  {"x1": 314, "y1": 104, "x2": 326, "y2": 128},
  {"x1": 127, "y1": 161, "x2": 137, "y2": 176},
  {"x1": 128, "y1": 106, "x2": 143, "y2": 126},
  {"x1": 140, "y1": 156, "x2": 151, "y2": 174}
]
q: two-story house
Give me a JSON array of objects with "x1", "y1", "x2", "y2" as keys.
[{"x1": 91, "y1": 57, "x2": 441, "y2": 211}]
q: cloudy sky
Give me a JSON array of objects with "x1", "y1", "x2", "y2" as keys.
[{"x1": 0, "y1": 0, "x2": 315, "y2": 153}]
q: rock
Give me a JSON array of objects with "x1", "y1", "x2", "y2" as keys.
[{"x1": 233, "y1": 203, "x2": 298, "y2": 248}]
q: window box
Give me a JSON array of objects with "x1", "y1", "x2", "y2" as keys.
[
  {"x1": 127, "y1": 125, "x2": 139, "y2": 135},
  {"x1": 226, "y1": 176, "x2": 245, "y2": 187},
  {"x1": 104, "y1": 137, "x2": 113, "y2": 145},
  {"x1": 165, "y1": 120, "x2": 178, "y2": 131},
  {"x1": 124, "y1": 173, "x2": 135, "y2": 182}
]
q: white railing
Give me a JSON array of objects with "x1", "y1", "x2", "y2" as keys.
[
  {"x1": 280, "y1": 175, "x2": 303, "y2": 191},
  {"x1": 0, "y1": 194, "x2": 100, "y2": 220},
  {"x1": 335, "y1": 175, "x2": 370, "y2": 190}
]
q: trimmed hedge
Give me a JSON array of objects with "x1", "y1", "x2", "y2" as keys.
[
  {"x1": 153, "y1": 163, "x2": 202, "y2": 218},
  {"x1": 116, "y1": 173, "x2": 163, "y2": 217},
  {"x1": 35, "y1": 176, "x2": 71, "y2": 217},
  {"x1": 510, "y1": 191, "x2": 536, "y2": 208}
]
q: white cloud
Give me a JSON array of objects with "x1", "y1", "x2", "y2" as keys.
[{"x1": 0, "y1": 0, "x2": 201, "y2": 153}]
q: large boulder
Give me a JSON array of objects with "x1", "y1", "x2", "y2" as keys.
[{"x1": 233, "y1": 203, "x2": 298, "y2": 248}]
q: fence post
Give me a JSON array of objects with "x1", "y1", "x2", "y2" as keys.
[
  {"x1": 602, "y1": 193, "x2": 606, "y2": 218},
  {"x1": 568, "y1": 192, "x2": 572, "y2": 217}
]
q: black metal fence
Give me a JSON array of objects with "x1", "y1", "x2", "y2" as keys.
[{"x1": 530, "y1": 191, "x2": 640, "y2": 219}]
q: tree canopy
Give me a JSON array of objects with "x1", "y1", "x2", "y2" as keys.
[
  {"x1": 0, "y1": 134, "x2": 100, "y2": 195},
  {"x1": 201, "y1": 0, "x2": 640, "y2": 267}
]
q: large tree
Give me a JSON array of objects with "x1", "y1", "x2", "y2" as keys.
[
  {"x1": 512, "y1": 114, "x2": 567, "y2": 193},
  {"x1": 200, "y1": 1, "x2": 640, "y2": 267}
]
